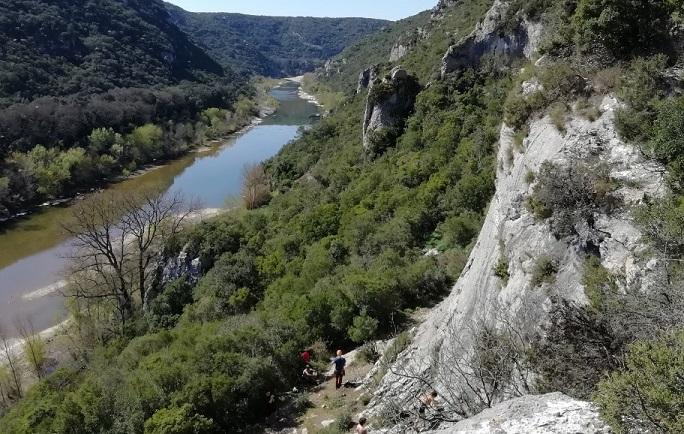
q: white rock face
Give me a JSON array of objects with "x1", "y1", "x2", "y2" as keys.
[
  {"x1": 368, "y1": 95, "x2": 665, "y2": 425},
  {"x1": 426, "y1": 393, "x2": 611, "y2": 434},
  {"x1": 390, "y1": 44, "x2": 409, "y2": 62},
  {"x1": 441, "y1": 0, "x2": 543, "y2": 75}
]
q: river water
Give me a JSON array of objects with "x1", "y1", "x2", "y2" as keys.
[{"x1": 0, "y1": 81, "x2": 319, "y2": 336}]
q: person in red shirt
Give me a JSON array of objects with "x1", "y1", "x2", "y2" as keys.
[{"x1": 301, "y1": 349, "x2": 311, "y2": 365}]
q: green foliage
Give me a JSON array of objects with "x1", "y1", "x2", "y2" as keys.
[
  {"x1": 572, "y1": 0, "x2": 674, "y2": 59},
  {"x1": 530, "y1": 256, "x2": 558, "y2": 287},
  {"x1": 582, "y1": 256, "x2": 617, "y2": 310},
  {"x1": 348, "y1": 314, "x2": 379, "y2": 344},
  {"x1": 529, "y1": 161, "x2": 619, "y2": 238},
  {"x1": 0, "y1": 0, "x2": 226, "y2": 106},
  {"x1": 144, "y1": 404, "x2": 214, "y2": 434},
  {"x1": 595, "y1": 330, "x2": 684, "y2": 434},
  {"x1": 648, "y1": 97, "x2": 684, "y2": 191},
  {"x1": 166, "y1": 5, "x2": 388, "y2": 77},
  {"x1": 493, "y1": 256, "x2": 510, "y2": 284}
]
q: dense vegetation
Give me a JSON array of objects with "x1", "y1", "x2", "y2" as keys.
[
  {"x1": 3, "y1": 0, "x2": 684, "y2": 432},
  {"x1": 0, "y1": 0, "x2": 516, "y2": 431},
  {"x1": 165, "y1": 4, "x2": 389, "y2": 77},
  {"x1": 0, "y1": 0, "x2": 254, "y2": 219},
  {"x1": 0, "y1": 0, "x2": 226, "y2": 105}
]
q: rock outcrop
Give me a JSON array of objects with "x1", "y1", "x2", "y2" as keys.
[
  {"x1": 356, "y1": 65, "x2": 379, "y2": 94},
  {"x1": 368, "y1": 95, "x2": 665, "y2": 427},
  {"x1": 426, "y1": 393, "x2": 611, "y2": 434},
  {"x1": 441, "y1": 0, "x2": 543, "y2": 76},
  {"x1": 362, "y1": 67, "x2": 420, "y2": 156},
  {"x1": 389, "y1": 43, "x2": 410, "y2": 62}
]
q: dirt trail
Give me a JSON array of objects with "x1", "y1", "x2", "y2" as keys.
[{"x1": 297, "y1": 355, "x2": 373, "y2": 433}]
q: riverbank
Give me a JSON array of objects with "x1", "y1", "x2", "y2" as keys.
[
  {"x1": 0, "y1": 104, "x2": 275, "y2": 227},
  {"x1": 285, "y1": 76, "x2": 324, "y2": 108}
]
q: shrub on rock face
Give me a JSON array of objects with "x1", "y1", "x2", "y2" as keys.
[
  {"x1": 595, "y1": 330, "x2": 684, "y2": 434},
  {"x1": 529, "y1": 161, "x2": 619, "y2": 238}
]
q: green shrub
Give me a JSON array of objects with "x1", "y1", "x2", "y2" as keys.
[
  {"x1": 582, "y1": 256, "x2": 617, "y2": 309},
  {"x1": 549, "y1": 102, "x2": 569, "y2": 133},
  {"x1": 595, "y1": 330, "x2": 684, "y2": 434},
  {"x1": 144, "y1": 404, "x2": 215, "y2": 434},
  {"x1": 493, "y1": 257, "x2": 510, "y2": 284},
  {"x1": 530, "y1": 161, "x2": 619, "y2": 238},
  {"x1": 648, "y1": 97, "x2": 684, "y2": 191},
  {"x1": 574, "y1": 98, "x2": 601, "y2": 121},
  {"x1": 572, "y1": 0, "x2": 673, "y2": 59},
  {"x1": 531, "y1": 256, "x2": 558, "y2": 287}
]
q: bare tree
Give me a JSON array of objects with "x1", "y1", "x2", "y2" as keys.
[
  {"x1": 0, "y1": 328, "x2": 22, "y2": 399},
  {"x1": 63, "y1": 188, "x2": 193, "y2": 333},
  {"x1": 241, "y1": 164, "x2": 271, "y2": 210},
  {"x1": 15, "y1": 320, "x2": 46, "y2": 380},
  {"x1": 376, "y1": 303, "x2": 536, "y2": 431}
]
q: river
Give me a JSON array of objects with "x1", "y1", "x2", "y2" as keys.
[{"x1": 0, "y1": 80, "x2": 319, "y2": 337}]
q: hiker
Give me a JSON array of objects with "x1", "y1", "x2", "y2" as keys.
[
  {"x1": 418, "y1": 390, "x2": 438, "y2": 415},
  {"x1": 301, "y1": 348, "x2": 311, "y2": 365},
  {"x1": 355, "y1": 416, "x2": 368, "y2": 434},
  {"x1": 302, "y1": 364, "x2": 318, "y2": 384},
  {"x1": 332, "y1": 349, "x2": 346, "y2": 389}
]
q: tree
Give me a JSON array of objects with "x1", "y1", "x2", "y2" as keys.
[
  {"x1": 16, "y1": 320, "x2": 47, "y2": 379},
  {"x1": 241, "y1": 164, "x2": 271, "y2": 210},
  {"x1": 595, "y1": 330, "x2": 684, "y2": 434},
  {"x1": 0, "y1": 328, "x2": 22, "y2": 400},
  {"x1": 64, "y1": 189, "x2": 193, "y2": 333},
  {"x1": 144, "y1": 404, "x2": 215, "y2": 434}
]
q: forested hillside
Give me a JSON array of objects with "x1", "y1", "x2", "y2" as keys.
[
  {"x1": 0, "y1": 0, "x2": 248, "y2": 219},
  {"x1": 165, "y1": 4, "x2": 389, "y2": 77},
  {"x1": 0, "y1": 0, "x2": 226, "y2": 105}
]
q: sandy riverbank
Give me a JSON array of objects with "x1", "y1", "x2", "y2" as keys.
[{"x1": 285, "y1": 76, "x2": 324, "y2": 108}]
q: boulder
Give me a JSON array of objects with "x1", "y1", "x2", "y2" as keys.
[
  {"x1": 426, "y1": 393, "x2": 611, "y2": 434},
  {"x1": 356, "y1": 65, "x2": 379, "y2": 94}
]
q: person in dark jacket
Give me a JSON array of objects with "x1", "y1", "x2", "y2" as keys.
[{"x1": 332, "y1": 349, "x2": 346, "y2": 389}]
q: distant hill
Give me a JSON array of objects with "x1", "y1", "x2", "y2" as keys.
[
  {"x1": 165, "y1": 4, "x2": 389, "y2": 77},
  {"x1": 0, "y1": 0, "x2": 228, "y2": 105}
]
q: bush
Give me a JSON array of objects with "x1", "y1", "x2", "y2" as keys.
[
  {"x1": 648, "y1": 96, "x2": 684, "y2": 190},
  {"x1": 572, "y1": 0, "x2": 673, "y2": 59},
  {"x1": 548, "y1": 102, "x2": 569, "y2": 133},
  {"x1": 530, "y1": 256, "x2": 558, "y2": 287},
  {"x1": 530, "y1": 299, "x2": 624, "y2": 399},
  {"x1": 530, "y1": 161, "x2": 619, "y2": 238},
  {"x1": 144, "y1": 404, "x2": 215, "y2": 434},
  {"x1": 595, "y1": 330, "x2": 684, "y2": 434},
  {"x1": 493, "y1": 257, "x2": 510, "y2": 284}
]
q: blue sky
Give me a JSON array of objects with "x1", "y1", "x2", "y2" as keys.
[{"x1": 166, "y1": 0, "x2": 438, "y2": 21}]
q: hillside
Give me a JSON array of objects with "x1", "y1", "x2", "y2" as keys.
[
  {"x1": 0, "y1": 0, "x2": 246, "y2": 219},
  {"x1": 165, "y1": 4, "x2": 389, "y2": 77},
  {"x1": 2, "y1": 0, "x2": 684, "y2": 433},
  {"x1": 0, "y1": 0, "x2": 228, "y2": 106}
]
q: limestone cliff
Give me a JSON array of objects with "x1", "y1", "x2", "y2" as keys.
[
  {"x1": 361, "y1": 67, "x2": 421, "y2": 156},
  {"x1": 441, "y1": 0, "x2": 543, "y2": 76},
  {"x1": 365, "y1": 2, "x2": 666, "y2": 430},
  {"x1": 368, "y1": 94, "x2": 664, "y2": 430}
]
